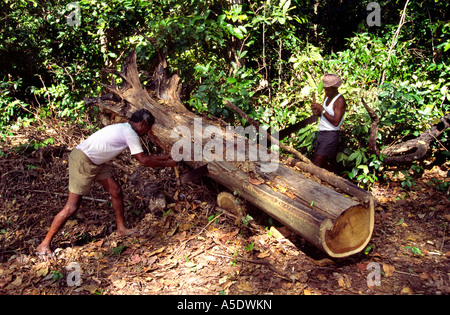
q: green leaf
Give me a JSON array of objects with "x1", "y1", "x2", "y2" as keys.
[
  {"x1": 348, "y1": 151, "x2": 360, "y2": 162},
  {"x1": 112, "y1": 244, "x2": 127, "y2": 256},
  {"x1": 194, "y1": 65, "x2": 207, "y2": 73},
  {"x1": 281, "y1": 0, "x2": 291, "y2": 14},
  {"x1": 364, "y1": 243, "x2": 374, "y2": 254},
  {"x1": 411, "y1": 247, "x2": 422, "y2": 256},
  {"x1": 444, "y1": 42, "x2": 450, "y2": 52},
  {"x1": 317, "y1": 80, "x2": 324, "y2": 94},
  {"x1": 237, "y1": 50, "x2": 248, "y2": 59},
  {"x1": 43, "y1": 138, "x2": 54, "y2": 145},
  {"x1": 208, "y1": 212, "x2": 221, "y2": 222},
  {"x1": 396, "y1": 218, "x2": 404, "y2": 226},
  {"x1": 233, "y1": 26, "x2": 245, "y2": 39},
  {"x1": 357, "y1": 164, "x2": 369, "y2": 174},
  {"x1": 52, "y1": 270, "x2": 64, "y2": 280},
  {"x1": 241, "y1": 214, "x2": 253, "y2": 226}
]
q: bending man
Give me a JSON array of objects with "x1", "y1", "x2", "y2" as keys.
[{"x1": 37, "y1": 109, "x2": 176, "y2": 256}]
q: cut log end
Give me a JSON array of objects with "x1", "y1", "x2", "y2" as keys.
[
  {"x1": 217, "y1": 192, "x2": 243, "y2": 225},
  {"x1": 217, "y1": 192, "x2": 237, "y2": 213},
  {"x1": 320, "y1": 203, "x2": 374, "y2": 258}
]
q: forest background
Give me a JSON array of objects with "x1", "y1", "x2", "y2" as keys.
[{"x1": 1, "y1": 0, "x2": 449, "y2": 188}]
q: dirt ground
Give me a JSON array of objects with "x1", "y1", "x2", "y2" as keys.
[{"x1": 0, "y1": 120, "x2": 449, "y2": 295}]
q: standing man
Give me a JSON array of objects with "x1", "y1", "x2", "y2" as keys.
[
  {"x1": 37, "y1": 109, "x2": 177, "y2": 257},
  {"x1": 311, "y1": 74, "x2": 346, "y2": 168}
]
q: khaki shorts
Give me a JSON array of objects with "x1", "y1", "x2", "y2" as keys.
[{"x1": 68, "y1": 149, "x2": 113, "y2": 196}]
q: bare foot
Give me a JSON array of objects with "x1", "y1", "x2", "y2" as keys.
[
  {"x1": 36, "y1": 243, "x2": 54, "y2": 260},
  {"x1": 37, "y1": 243, "x2": 51, "y2": 255},
  {"x1": 117, "y1": 228, "x2": 139, "y2": 237}
]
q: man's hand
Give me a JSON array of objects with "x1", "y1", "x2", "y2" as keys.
[
  {"x1": 152, "y1": 155, "x2": 177, "y2": 168},
  {"x1": 133, "y1": 153, "x2": 177, "y2": 168},
  {"x1": 311, "y1": 102, "x2": 323, "y2": 116}
]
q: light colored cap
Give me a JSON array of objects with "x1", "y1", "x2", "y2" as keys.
[{"x1": 323, "y1": 74, "x2": 343, "y2": 88}]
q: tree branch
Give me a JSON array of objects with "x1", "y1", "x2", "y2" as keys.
[
  {"x1": 224, "y1": 101, "x2": 312, "y2": 164},
  {"x1": 361, "y1": 97, "x2": 450, "y2": 165}
]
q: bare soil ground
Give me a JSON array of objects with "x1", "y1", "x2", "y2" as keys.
[{"x1": 0, "y1": 120, "x2": 449, "y2": 295}]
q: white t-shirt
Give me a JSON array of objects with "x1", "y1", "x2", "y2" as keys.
[{"x1": 76, "y1": 123, "x2": 143, "y2": 165}]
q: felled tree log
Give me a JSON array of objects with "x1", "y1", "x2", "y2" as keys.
[
  {"x1": 84, "y1": 50, "x2": 374, "y2": 258},
  {"x1": 362, "y1": 98, "x2": 450, "y2": 165}
]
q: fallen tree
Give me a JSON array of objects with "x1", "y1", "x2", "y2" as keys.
[
  {"x1": 361, "y1": 98, "x2": 450, "y2": 165},
  {"x1": 84, "y1": 51, "x2": 374, "y2": 258}
]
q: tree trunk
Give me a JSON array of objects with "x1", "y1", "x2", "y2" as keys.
[
  {"x1": 84, "y1": 50, "x2": 374, "y2": 258},
  {"x1": 361, "y1": 98, "x2": 450, "y2": 165}
]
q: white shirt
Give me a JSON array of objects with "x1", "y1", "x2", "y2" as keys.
[
  {"x1": 76, "y1": 123, "x2": 143, "y2": 165},
  {"x1": 318, "y1": 94, "x2": 345, "y2": 131}
]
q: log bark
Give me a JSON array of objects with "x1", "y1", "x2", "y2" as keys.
[
  {"x1": 361, "y1": 98, "x2": 450, "y2": 165},
  {"x1": 84, "y1": 50, "x2": 374, "y2": 258}
]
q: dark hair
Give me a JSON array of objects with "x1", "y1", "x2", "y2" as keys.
[{"x1": 130, "y1": 109, "x2": 155, "y2": 127}]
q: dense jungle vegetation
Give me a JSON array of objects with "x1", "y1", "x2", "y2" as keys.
[{"x1": 1, "y1": 0, "x2": 449, "y2": 186}]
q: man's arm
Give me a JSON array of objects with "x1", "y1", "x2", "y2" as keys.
[
  {"x1": 133, "y1": 153, "x2": 177, "y2": 168},
  {"x1": 328, "y1": 97, "x2": 346, "y2": 127},
  {"x1": 312, "y1": 97, "x2": 346, "y2": 127}
]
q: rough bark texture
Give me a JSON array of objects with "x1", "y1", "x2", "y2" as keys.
[{"x1": 84, "y1": 51, "x2": 374, "y2": 257}]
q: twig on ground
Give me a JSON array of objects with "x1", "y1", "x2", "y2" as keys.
[
  {"x1": 211, "y1": 253, "x2": 292, "y2": 281},
  {"x1": 17, "y1": 189, "x2": 108, "y2": 203}
]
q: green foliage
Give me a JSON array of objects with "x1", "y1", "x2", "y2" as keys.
[
  {"x1": 267, "y1": 19, "x2": 448, "y2": 187},
  {"x1": 111, "y1": 244, "x2": 128, "y2": 256},
  {"x1": 241, "y1": 214, "x2": 254, "y2": 227},
  {"x1": 0, "y1": 77, "x2": 32, "y2": 134},
  {"x1": 51, "y1": 270, "x2": 64, "y2": 281},
  {"x1": 189, "y1": 61, "x2": 257, "y2": 118},
  {"x1": 404, "y1": 245, "x2": 423, "y2": 257},
  {"x1": 1, "y1": 0, "x2": 448, "y2": 187},
  {"x1": 0, "y1": 0, "x2": 149, "y2": 130}
]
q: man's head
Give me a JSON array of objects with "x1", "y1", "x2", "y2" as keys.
[
  {"x1": 322, "y1": 73, "x2": 342, "y2": 97},
  {"x1": 129, "y1": 109, "x2": 155, "y2": 137},
  {"x1": 322, "y1": 74, "x2": 342, "y2": 88}
]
